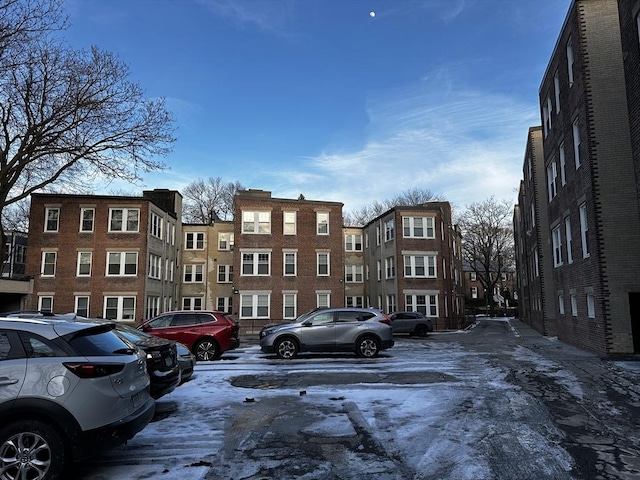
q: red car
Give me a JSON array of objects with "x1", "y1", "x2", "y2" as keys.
[{"x1": 138, "y1": 311, "x2": 240, "y2": 361}]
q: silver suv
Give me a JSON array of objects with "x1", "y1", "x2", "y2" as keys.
[
  {"x1": 0, "y1": 317, "x2": 155, "y2": 480},
  {"x1": 259, "y1": 307, "x2": 394, "y2": 359}
]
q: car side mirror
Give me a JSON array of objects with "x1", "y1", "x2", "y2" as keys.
[{"x1": 301, "y1": 320, "x2": 312, "y2": 327}]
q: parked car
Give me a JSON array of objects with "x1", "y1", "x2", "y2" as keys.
[
  {"x1": 389, "y1": 311, "x2": 434, "y2": 337},
  {"x1": 138, "y1": 311, "x2": 240, "y2": 361},
  {"x1": 259, "y1": 307, "x2": 394, "y2": 359},
  {"x1": 6, "y1": 312, "x2": 180, "y2": 400},
  {"x1": 0, "y1": 316, "x2": 155, "y2": 480},
  {"x1": 176, "y1": 341, "x2": 196, "y2": 383}
]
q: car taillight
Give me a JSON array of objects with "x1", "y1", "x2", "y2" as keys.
[
  {"x1": 378, "y1": 313, "x2": 391, "y2": 325},
  {"x1": 63, "y1": 362, "x2": 125, "y2": 378}
]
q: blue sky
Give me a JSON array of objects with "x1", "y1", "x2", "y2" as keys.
[{"x1": 63, "y1": 0, "x2": 570, "y2": 215}]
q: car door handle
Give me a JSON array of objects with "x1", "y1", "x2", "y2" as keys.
[{"x1": 0, "y1": 378, "x2": 19, "y2": 386}]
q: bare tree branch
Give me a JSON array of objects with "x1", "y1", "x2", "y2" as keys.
[{"x1": 182, "y1": 177, "x2": 245, "y2": 223}]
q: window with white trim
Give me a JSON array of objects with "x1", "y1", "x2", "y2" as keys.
[
  {"x1": 109, "y1": 208, "x2": 139, "y2": 233},
  {"x1": 146, "y1": 296, "x2": 160, "y2": 319},
  {"x1": 218, "y1": 265, "x2": 233, "y2": 283},
  {"x1": 185, "y1": 232, "x2": 205, "y2": 250},
  {"x1": 39, "y1": 296, "x2": 53, "y2": 313},
  {"x1": 80, "y1": 208, "x2": 94, "y2": 232},
  {"x1": 346, "y1": 296, "x2": 364, "y2": 308},
  {"x1": 376, "y1": 260, "x2": 381, "y2": 281},
  {"x1": 554, "y1": 69, "x2": 561, "y2": 112},
  {"x1": 385, "y1": 256, "x2": 395, "y2": 279},
  {"x1": 317, "y1": 252, "x2": 330, "y2": 276},
  {"x1": 183, "y1": 264, "x2": 204, "y2": 283},
  {"x1": 345, "y1": 265, "x2": 363, "y2": 283},
  {"x1": 45, "y1": 208, "x2": 59, "y2": 232},
  {"x1": 470, "y1": 272, "x2": 477, "y2": 281},
  {"x1": 567, "y1": 35, "x2": 574, "y2": 86},
  {"x1": 41, "y1": 251, "x2": 56, "y2": 277},
  {"x1": 403, "y1": 216, "x2": 435, "y2": 238},
  {"x1": 579, "y1": 202, "x2": 589, "y2": 258},
  {"x1": 572, "y1": 118, "x2": 582, "y2": 168},
  {"x1": 586, "y1": 293, "x2": 595, "y2": 318},
  {"x1": 547, "y1": 160, "x2": 557, "y2": 201},
  {"x1": 77, "y1": 252, "x2": 92, "y2": 276},
  {"x1": 182, "y1": 297, "x2": 203, "y2": 310},
  {"x1": 565, "y1": 216, "x2": 573, "y2": 264},
  {"x1": 559, "y1": 142, "x2": 566, "y2": 186},
  {"x1": 149, "y1": 212, "x2": 163, "y2": 239},
  {"x1": 283, "y1": 251, "x2": 297, "y2": 276},
  {"x1": 217, "y1": 296, "x2": 232, "y2": 313},
  {"x1": 384, "y1": 219, "x2": 394, "y2": 242},
  {"x1": 317, "y1": 292, "x2": 330, "y2": 308},
  {"x1": 107, "y1": 252, "x2": 137, "y2": 276},
  {"x1": 316, "y1": 212, "x2": 329, "y2": 235},
  {"x1": 558, "y1": 293, "x2": 565, "y2": 315},
  {"x1": 386, "y1": 294, "x2": 396, "y2": 314},
  {"x1": 404, "y1": 255, "x2": 436, "y2": 278},
  {"x1": 104, "y1": 296, "x2": 136, "y2": 321},
  {"x1": 283, "y1": 293, "x2": 296, "y2": 319},
  {"x1": 345, "y1": 234, "x2": 362, "y2": 251},
  {"x1": 242, "y1": 252, "x2": 271, "y2": 276},
  {"x1": 242, "y1": 211, "x2": 271, "y2": 234},
  {"x1": 283, "y1": 211, "x2": 297, "y2": 235},
  {"x1": 218, "y1": 232, "x2": 233, "y2": 250},
  {"x1": 405, "y1": 294, "x2": 438, "y2": 317},
  {"x1": 552, "y1": 226, "x2": 563, "y2": 267},
  {"x1": 240, "y1": 293, "x2": 270, "y2": 318},
  {"x1": 570, "y1": 294, "x2": 577, "y2": 316},
  {"x1": 75, "y1": 296, "x2": 89, "y2": 317},
  {"x1": 148, "y1": 254, "x2": 162, "y2": 279},
  {"x1": 471, "y1": 287, "x2": 478, "y2": 299}
]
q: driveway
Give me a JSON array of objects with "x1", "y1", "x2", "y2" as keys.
[{"x1": 71, "y1": 318, "x2": 640, "y2": 480}]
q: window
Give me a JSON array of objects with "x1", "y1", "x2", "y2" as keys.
[
  {"x1": 39, "y1": 296, "x2": 53, "y2": 313},
  {"x1": 530, "y1": 203, "x2": 535, "y2": 228},
  {"x1": 559, "y1": 143, "x2": 566, "y2": 186},
  {"x1": 218, "y1": 265, "x2": 233, "y2": 283},
  {"x1": 182, "y1": 297, "x2": 203, "y2": 310},
  {"x1": 345, "y1": 265, "x2": 363, "y2": 283},
  {"x1": 283, "y1": 211, "x2": 297, "y2": 235},
  {"x1": 149, "y1": 212, "x2": 163, "y2": 239},
  {"x1": 543, "y1": 96, "x2": 552, "y2": 136},
  {"x1": 77, "y1": 252, "x2": 92, "y2": 276},
  {"x1": 80, "y1": 208, "x2": 94, "y2": 232},
  {"x1": 45, "y1": 208, "x2": 59, "y2": 232},
  {"x1": 565, "y1": 217, "x2": 573, "y2": 264},
  {"x1": 317, "y1": 292, "x2": 330, "y2": 308},
  {"x1": 554, "y1": 69, "x2": 561, "y2": 112},
  {"x1": 384, "y1": 219, "x2": 394, "y2": 242},
  {"x1": 375, "y1": 226, "x2": 380, "y2": 246},
  {"x1": 567, "y1": 36, "x2": 574, "y2": 86},
  {"x1": 107, "y1": 252, "x2": 138, "y2": 276},
  {"x1": 242, "y1": 252, "x2": 271, "y2": 276},
  {"x1": 404, "y1": 254, "x2": 436, "y2": 278},
  {"x1": 283, "y1": 251, "x2": 297, "y2": 276},
  {"x1": 346, "y1": 296, "x2": 364, "y2": 308},
  {"x1": 316, "y1": 212, "x2": 329, "y2": 235},
  {"x1": 586, "y1": 293, "x2": 595, "y2": 318},
  {"x1": 75, "y1": 296, "x2": 90, "y2": 317},
  {"x1": 403, "y1": 217, "x2": 435, "y2": 238},
  {"x1": 572, "y1": 118, "x2": 582, "y2": 168},
  {"x1": 283, "y1": 293, "x2": 296, "y2": 319},
  {"x1": 386, "y1": 295, "x2": 397, "y2": 314},
  {"x1": 109, "y1": 208, "x2": 139, "y2": 233},
  {"x1": 217, "y1": 297, "x2": 232, "y2": 313},
  {"x1": 184, "y1": 264, "x2": 204, "y2": 283},
  {"x1": 558, "y1": 293, "x2": 565, "y2": 315},
  {"x1": 241, "y1": 211, "x2": 271, "y2": 234},
  {"x1": 218, "y1": 232, "x2": 233, "y2": 250},
  {"x1": 376, "y1": 260, "x2": 381, "y2": 281},
  {"x1": 470, "y1": 272, "x2": 477, "y2": 281},
  {"x1": 547, "y1": 161, "x2": 557, "y2": 201},
  {"x1": 570, "y1": 294, "x2": 578, "y2": 317},
  {"x1": 146, "y1": 296, "x2": 160, "y2": 319},
  {"x1": 148, "y1": 254, "x2": 162, "y2": 279},
  {"x1": 41, "y1": 251, "x2": 56, "y2": 276},
  {"x1": 552, "y1": 226, "x2": 563, "y2": 267},
  {"x1": 240, "y1": 293, "x2": 270, "y2": 318},
  {"x1": 579, "y1": 203, "x2": 589, "y2": 258},
  {"x1": 317, "y1": 252, "x2": 329, "y2": 276},
  {"x1": 471, "y1": 287, "x2": 478, "y2": 299},
  {"x1": 345, "y1": 234, "x2": 362, "y2": 251},
  {"x1": 406, "y1": 294, "x2": 438, "y2": 317},
  {"x1": 104, "y1": 296, "x2": 136, "y2": 321},
  {"x1": 185, "y1": 232, "x2": 205, "y2": 250},
  {"x1": 385, "y1": 256, "x2": 395, "y2": 279}
]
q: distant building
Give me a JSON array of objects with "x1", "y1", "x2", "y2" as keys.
[{"x1": 0, "y1": 230, "x2": 32, "y2": 311}]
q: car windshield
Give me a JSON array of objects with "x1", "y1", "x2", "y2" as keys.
[{"x1": 67, "y1": 326, "x2": 136, "y2": 356}]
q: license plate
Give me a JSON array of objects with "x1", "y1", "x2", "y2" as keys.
[{"x1": 131, "y1": 390, "x2": 146, "y2": 409}]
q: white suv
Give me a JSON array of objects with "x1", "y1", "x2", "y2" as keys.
[{"x1": 0, "y1": 317, "x2": 155, "y2": 480}]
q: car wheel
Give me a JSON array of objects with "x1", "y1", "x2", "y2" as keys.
[
  {"x1": 275, "y1": 337, "x2": 298, "y2": 359},
  {"x1": 356, "y1": 336, "x2": 380, "y2": 358},
  {"x1": 415, "y1": 325, "x2": 428, "y2": 337},
  {"x1": 0, "y1": 420, "x2": 66, "y2": 480},
  {"x1": 194, "y1": 338, "x2": 220, "y2": 361}
]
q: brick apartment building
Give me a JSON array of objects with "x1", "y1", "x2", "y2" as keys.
[
  {"x1": 515, "y1": 0, "x2": 640, "y2": 354},
  {"x1": 362, "y1": 203, "x2": 465, "y2": 330},
  {"x1": 26, "y1": 190, "x2": 183, "y2": 322}
]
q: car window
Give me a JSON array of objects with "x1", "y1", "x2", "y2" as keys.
[
  {"x1": 307, "y1": 311, "x2": 334, "y2": 326},
  {"x1": 67, "y1": 328, "x2": 134, "y2": 356},
  {"x1": 360, "y1": 312, "x2": 376, "y2": 321},
  {"x1": 0, "y1": 332, "x2": 11, "y2": 359},
  {"x1": 197, "y1": 313, "x2": 217, "y2": 324},
  {"x1": 18, "y1": 332, "x2": 66, "y2": 358},
  {"x1": 149, "y1": 315, "x2": 173, "y2": 328},
  {"x1": 173, "y1": 314, "x2": 199, "y2": 326},
  {"x1": 335, "y1": 311, "x2": 361, "y2": 323}
]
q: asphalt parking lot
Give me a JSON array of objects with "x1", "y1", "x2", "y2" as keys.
[{"x1": 72, "y1": 318, "x2": 640, "y2": 480}]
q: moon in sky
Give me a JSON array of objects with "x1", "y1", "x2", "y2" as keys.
[{"x1": 370, "y1": 11, "x2": 375, "y2": 17}]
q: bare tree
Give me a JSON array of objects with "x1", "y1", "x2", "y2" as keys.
[
  {"x1": 0, "y1": 0, "x2": 176, "y2": 261},
  {"x1": 458, "y1": 196, "x2": 515, "y2": 316},
  {"x1": 344, "y1": 188, "x2": 445, "y2": 226},
  {"x1": 182, "y1": 177, "x2": 244, "y2": 223}
]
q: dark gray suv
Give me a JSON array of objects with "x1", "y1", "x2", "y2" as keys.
[
  {"x1": 259, "y1": 307, "x2": 394, "y2": 359},
  {"x1": 0, "y1": 317, "x2": 155, "y2": 480}
]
